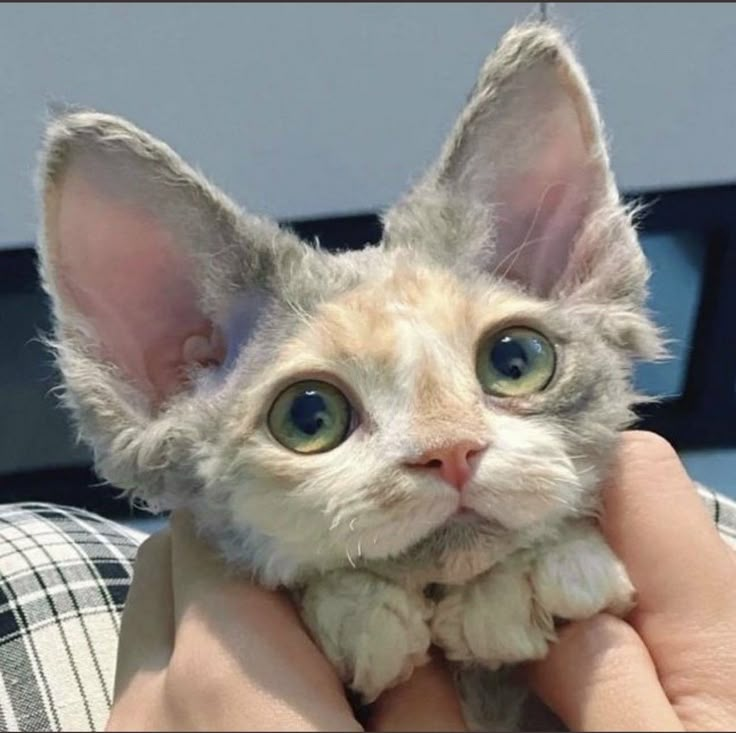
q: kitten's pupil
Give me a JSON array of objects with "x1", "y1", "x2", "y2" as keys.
[
  {"x1": 290, "y1": 391, "x2": 328, "y2": 436},
  {"x1": 491, "y1": 337, "x2": 528, "y2": 380}
]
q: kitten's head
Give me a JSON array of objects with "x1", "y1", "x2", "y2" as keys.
[{"x1": 38, "y1": 24, "x2": 661, "y2": 584}]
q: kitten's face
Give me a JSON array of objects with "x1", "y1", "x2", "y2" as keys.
[
  {"x1": 202, "y1": 251, "x2": 631, "y2": 574},
  {"x1": 38, "y1": 24, "x2": 661, "y2": 585}
]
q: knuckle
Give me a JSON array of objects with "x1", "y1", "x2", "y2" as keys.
[
  {"x1": 133, "y1": 530, "x2": 170, "y2": 569},
  {"x1": 560, "y1": 613, "x2": 647, "y2": 670},
  {"x1": 621, "y1": 430, "x2": 679, "y2": 467},
  {"x1": 166, "y1": 635, "x2": 229, "y2": 705}
]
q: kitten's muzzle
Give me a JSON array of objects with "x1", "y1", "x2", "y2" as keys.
[{"x1": 406, "y1": 440, "x2": 487, "y2": 492}]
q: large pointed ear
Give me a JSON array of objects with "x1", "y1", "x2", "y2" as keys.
[
  {"x1": 39, "y1": 111, "x2": 306, "y2": 410},
  {"x1": 38, "y1": 111, "x2": 314, "y2": 505},
  {"x1": 385, "y1": 23, "x2": 649, "y2": 307}
]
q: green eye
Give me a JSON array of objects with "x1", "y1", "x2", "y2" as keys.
[
  {"x1": 476, "y1": 327, "x2": 556, "y2": 397},
  {"x1": 268, "y1": 380, "x2": 352, "y2": 454}
]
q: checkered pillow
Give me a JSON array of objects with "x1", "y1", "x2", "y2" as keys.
[
  {"x1": 0, "y1": 504, "x2": 143, "y2": 732},
  {"x1": 0, "y1": 489, "x2": 734, "y2": 732},
  {"x1": 698, "y1": 484, "x2": 736, "y2": 549}
]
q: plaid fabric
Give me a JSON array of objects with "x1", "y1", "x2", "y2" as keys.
[
  {"x1": 697, "y1": 484, "x2": 736, "y2": 549},
  {"x1": 0, "y1": 489, "x2": 734, "y2": 732},
  {"x1": 0, "y1": 504, "x2": 144, "y2": 732}
]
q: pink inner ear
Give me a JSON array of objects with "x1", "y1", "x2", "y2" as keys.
[
  {"x1": 492, "y1": 101, "x2": 595, "y2": 297},
  {"x1": 56, "y1": 171, "x2": 223, "y2": 405}
]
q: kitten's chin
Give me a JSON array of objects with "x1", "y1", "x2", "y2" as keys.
[
  {"x1": 363, "y1": 507, "x2": 517, "y2": 585},
  {"x1": 404, "y1": 508, "x2": 509, "y2": 557},
  {"x1": 440, "y1": 508, "x2": 508, "y2": 538}
]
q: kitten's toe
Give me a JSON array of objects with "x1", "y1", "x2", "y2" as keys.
[
  {"x1": 351, "y1": 609, "x2": 431, "y2": 702},
  {"x1": 430, "y1": 587, "x2": 476, "y2": 663},
  {"x1": 432, "y1": 566, "x2": 553, "y2": 668},
  {"x1": 300, "y1": 570, "x2": 432, "y2": 703},
  {"x1": 532, "y1": 523, "x2": 635, "y2": 620}
]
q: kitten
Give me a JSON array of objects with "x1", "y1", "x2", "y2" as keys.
[{"x1": 37, "y1": 22, "x2": 662, "y2": 731}]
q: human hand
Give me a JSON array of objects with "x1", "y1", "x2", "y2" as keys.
[
  {"x1": 527, "y1": 431, "x2": 736, "y2": 731},
  {"x1": 109, "y1": 430, "x2": 733, "y2": 733},
  {"x1": 106, "y1": 511, "x2": 466, "y2": 732}
]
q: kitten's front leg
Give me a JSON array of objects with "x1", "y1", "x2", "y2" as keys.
[
  {"x1": 299, "y1": 570, "x2": 432, "y2": 703},
  {"x1": 531, "y1": 521, "x2": 635, "y2": 620},
  {"x1": 431, "y1": 561, "x2": 554, "y2": 669},
  {"x1": 431, "y1": 523, "x2": 634, "y2": 670}
]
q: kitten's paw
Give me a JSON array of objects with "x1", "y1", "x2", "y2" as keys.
[
  {"x1": 431, "y1": 565, "x2": 553, "y2": 669},
  {"x1": 300, "y1": 570, "x2": 432, "y2": 703},
  {"x1": 531, "y1": 522, "x2": 635, "y2": 620}
]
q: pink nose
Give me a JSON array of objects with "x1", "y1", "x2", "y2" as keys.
[{"x1": 408, "y1": 440, "x2": 486, "y2": 491}]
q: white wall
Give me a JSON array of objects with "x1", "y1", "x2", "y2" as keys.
[{"x1": 1, "y1": 2, "x2": 735, "y2": 247}]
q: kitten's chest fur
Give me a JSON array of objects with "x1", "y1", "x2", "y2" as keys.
[{"x1": 389, "y1": 543, "x2": 499, "y2": 588}]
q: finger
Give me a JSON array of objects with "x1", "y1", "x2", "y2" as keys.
[
  {"x1": 368, "y1": 651, "x2": 467, "y2": 732},
  {"x1": 169, "y1": 509, "x2": 227, "y2": 623},
  {"x1": 167, "y1": 511, "x2": 313, "y2": 649},
  {"x1": 167, "y1": 509, "x2": 305, "y2": 660},
  {"x1": 113, "y1": 529, "x2": 174, "y2": 700},
  {"x1": 527, "y1": 614, "x2": 683, "y2": 732},
  {"x1": 601, "y1": 431, "x2": 736, "y2": 622},
  {"x1": 600, "y1": 432, "x2": 736, "y2": 724},
  {"x1": 167, "y1": 511, "x2": 359, "y2": 730}
]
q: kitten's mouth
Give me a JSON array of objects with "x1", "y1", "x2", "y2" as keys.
[{"x1": 454, "y1": 506, "x2": 480, "y2": 518}]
